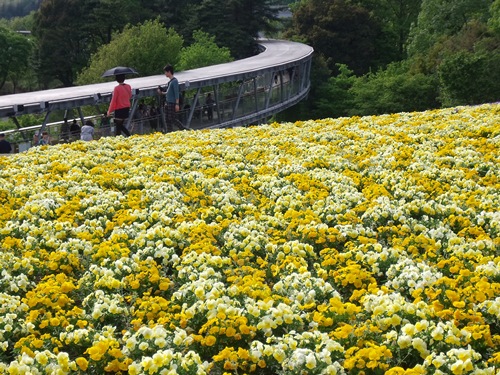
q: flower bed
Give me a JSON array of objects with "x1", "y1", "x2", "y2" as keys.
[{"x1": 0, "y1": 104, "x2": 499, "y2": 374}]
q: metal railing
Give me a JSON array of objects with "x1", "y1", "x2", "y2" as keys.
[{"x1": 0, "y1": 39, "x2": 313, "y2": 154}]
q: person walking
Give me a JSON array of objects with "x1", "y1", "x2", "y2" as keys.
[
  {"x1": 205, "y1": 93, "x2": 215, "y2": 121},
  {"x1": 107, "y1": 74, "x2": 132, "y2": 137},
  {"x1": 157, "y1": 64, "x2": 180, "y2": 132}
]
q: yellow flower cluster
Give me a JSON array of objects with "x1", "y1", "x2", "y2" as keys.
[{"x1": 0, "y1": 103, "x2": 498, "y2": 374}]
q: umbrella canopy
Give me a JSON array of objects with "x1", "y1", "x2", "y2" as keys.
[{"x1": 101, "y1": 66, "x2": 139, "y2": 78}]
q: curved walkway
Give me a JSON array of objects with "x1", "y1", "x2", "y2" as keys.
[{"x1": 0, "y1": 39, "x2": 313, "y2": 150}]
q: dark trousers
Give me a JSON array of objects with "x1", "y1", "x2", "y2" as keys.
[
  {"x1": 165, "y1": 102, "x2": 176, "y2": 132},
  {"x1": 115, "y1": 118, "x2": 131, "y2": 137}
]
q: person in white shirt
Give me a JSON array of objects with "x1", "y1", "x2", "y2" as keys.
[{"x1": 81, "y1": 120, "x2": 95, "y2": 141}]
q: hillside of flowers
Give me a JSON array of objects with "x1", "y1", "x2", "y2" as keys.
[{"x1": 0, "y1": 103, "x2": 499, "y2": 374}]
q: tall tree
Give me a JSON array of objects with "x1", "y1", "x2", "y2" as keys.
[
  {"x1": 33, "y1": 0, "x2": 90, "y2": 87},
  {"x1": 489, "y1": 0, "x2": 500, "y2": 33},
  {"x1": 355, "y1": 0, "x2": 423, "y2": 60},
  {"x1": 32, "y1": 0, "x2": 150, "y2": 87},
  {"x1": 177, "y1": 30, "x2": 233, "y2": 71},
  {"x1": 193, "y1": 0, "x2": 278, "y2": 59},
  {"x1": 407, "y1": 0, "x2": 492, "y2": 56},
  {"x1": 0, "y1": 27, "x2": 33, "y2": 92},
  {"x1": 77, "y1": 19, "x2": 183, "y2": 84},
  {"x1": 286, "y1": 0, "x2": 382, "y2": 75},
  {"x1": 85, "y1": 0, "x2": 153, "y2": 45}
]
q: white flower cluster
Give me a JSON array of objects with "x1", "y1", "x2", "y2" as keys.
[
  {"x1": 0, "y1": 294, "x2": 29, "y2": 356},
  {"x1": 0, "y1": 351, "x2": 76, "y2": 374},
  {"x1": 128, "y1": 350, "x2": 210, "y2": 375},
  {"x1": 422, "y1": 346, "x2": 495, "y2": 374},
  {"x1": 385, "y1": 257, "x2": 443, "y2": 297},
  {"x1": 249, "y1": 330, "x2": 346, "y2": 374}
]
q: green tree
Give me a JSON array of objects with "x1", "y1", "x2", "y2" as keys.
[
  {"x1": 314, "y1": 64, "x2": 357, "y2": 119},
  {"x1": 408, "y1": 0, "x2": 491, "y2": 56},
  {"x1": 286, "y1": 0, "x2": 383, "y2": 75},
  {"x1": 0, "y1": 0, "x2": 40, "y2": 19},
  {"x1": 489, "y1": 0, "x2": 500, "y2": 33},
  {"x1": 355, "y1": 0, "x2": 422, "y2": 60},
  {"x1": 192, "y1": 0, "x2": 278, "y2": 59},
  {"x1": 438, "y1": 50, "x2": 500, "y2": 106},
  {"x1": 86, "y1": 0, "x2": 153, "y2": 45},
  {"x1": 33, "y1": 0, "x2": 90, "y2": 87},
  {"x1": 177, "y1": 30, "x2": 233, "y2": 71},
  {"x1": 349, "y1": 61, "x2": 439, "y2": 115},
  {"x1": 77, "y1": 19, "x2": 183, "y2": 85},
  {"x1": 0, "y1": 26, "x2": 33, "y2": 92}
]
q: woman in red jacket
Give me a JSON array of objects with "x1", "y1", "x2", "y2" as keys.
[{"x1": 107, "y1": 74, "x2": 132, "y2": 137}]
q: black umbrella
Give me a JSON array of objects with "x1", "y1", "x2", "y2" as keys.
[{"x1": 101, "y1": 66, "x2": 139, "y2": 78}]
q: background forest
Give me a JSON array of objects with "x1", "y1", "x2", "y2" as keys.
[{"x1": 0, "y1": 0, "x2": 499, "y2": 128}]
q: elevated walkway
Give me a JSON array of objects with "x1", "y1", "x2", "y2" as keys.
[{"x1": 0, "y1": 39, "x2": 313, "y2": 152}]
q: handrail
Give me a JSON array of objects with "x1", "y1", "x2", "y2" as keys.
[{"x1": 0, "y1": 39, "x2": 313, "y2": 153}]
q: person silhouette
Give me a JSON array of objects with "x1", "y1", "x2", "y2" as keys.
[{"x1": 107, "y1": 74, "x2": 132, "y2": 137}]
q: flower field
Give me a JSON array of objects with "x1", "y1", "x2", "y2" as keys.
[{"x1": 0, "y1": 103, "x2": 499, "y2": 375}]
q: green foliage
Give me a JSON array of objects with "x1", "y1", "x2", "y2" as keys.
[
  {"x1": 192, "y1": 0, "x2": 278, "y2": 59},
  {"x1": 285, "y1": 0, "x2": 383, "y2": 75},
  {"x1": 489, "y1": 0, "x2": 500, "y2": 33},
  {"x1": 77, "y1": 19, "x2": 183, "y2": 85},
  {"x1": 349, "y1": 62, "x2": 440, "y2": 116},
  {"x1": 355, "y1": 0, "x2": 422, "y2": 60},
  {"x1": 407, "y1": 0, "x2": 492, "y2": 56},
  {"x1": 177, "y1": 30, "x2": 233, "y2": 71},
  {"x1": 0, "y1": 26, "x2": 33, "y2": 92},
  {"x1": 314, "y1": 64, "x2": 356, "y2": 119},
  {"x1": 0, "y1": 12, "x2": 35, "y2": 31},
  {"x1": 438, "y1": 50, "x2": 500, "y2": 106},
  {"x1": 33, "y1": 0, "x2": 91, "y2": 87}
]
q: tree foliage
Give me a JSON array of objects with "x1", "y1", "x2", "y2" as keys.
[
  {"x1": 77, "y1": 19, "x2": 183, "y2": 85},
  {"x1": 353, "y1": 0, "x2": 422, "y2": 60},
  {"x1": 408, "y1": 0, "x2": 492, "y2": 56},
  {"x1": 177, "y1": 30, "x2": 233, "y2": 71},
  {"x1": 438, "y1": 50, "x2": 500, "y2": 106},
  {"x1": 33, "y1": 0, "x2": 92, "y2": 87},
  {"x1": 0, "y1": 26, "x2": 32, "y2": 91},
  {"x1": 192, "y1": 0, "x2": 278, "y2": 59},
  {"x1": 349, "y1": 61, "x2": 440, "y2": 115},
  {"x1": 489, "y1": 0, "x2": 500, "y2": 33},
  {"x1": 314, "y1": 64, "x2": 356, "y2": 119},
  {"x1": 286, "y1": 0, "x2": 383, "y2": 75}
]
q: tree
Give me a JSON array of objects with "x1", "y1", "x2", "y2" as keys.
[
  {"x1": 32, "y1": 0, "x2": 154, "y2": 87},
  {"x1": 177, "y1": 30, "x2": 233, "y2": 71},
  {"x1": 408, "y1": 0, "x2": 492, "y2": 56},
  {"x1": 0, "y1": 0, "x2": 41, "y2": 19},
  {"x1": 489, "y1": 0, "x2": 500, "y2": 33},
  {"x1": 0, "y1": 27, "x2": 33, "y2": 92},
  {"x1": 192, "y1": 0, "x2": 278, "y2": 59},
  {"x1": 77, "y1": 19, "x2": 183, "y2": 85},
  {"x1": 438, "y1": 50, "x2": 500, "y2": 106},
  {"x1": 286, "y1": 0, "x2": 383, "y2": 75},
  {"x1": 33, "y1": 0, "x2": 91, "y2": 87},
  {"x1": 315, "y1": 64, "x2": 357, "y2": 119},
  {"x1": 349, "y1": 61, "x2": 439, "y2": 115},
  {"x1": 85, "y1": 0, "x2": 154, "y2": 45},
  {"x1": 354, "y1": 0, "x2": 422, "y2": 60}
]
